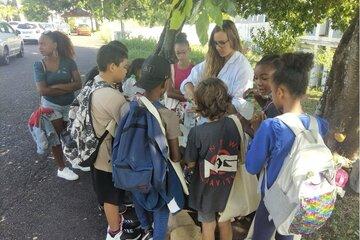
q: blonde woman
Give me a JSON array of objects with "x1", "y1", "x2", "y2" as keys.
[{"x1": 180, "y1": 20, "x2": 254, "y2": 120}]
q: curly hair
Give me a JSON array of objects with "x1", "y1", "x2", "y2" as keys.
[
  {"x1": 273, "y1": 52, "x2": 314, "y2": 97},
  {"x1": 194, "y1": 78, "x2": 232, "y2": 121},
  {"x1": 42, "y1": 31, "x2": 75, "y2": 59},
  {"x1": 203, "y1": 20, "x2": 242, "y2": 79}
]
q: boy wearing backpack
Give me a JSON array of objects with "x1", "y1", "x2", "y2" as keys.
[
  {"x1": 123, "y1": 55, "x2": 181, "y2": 240},
  {"x1": 246, "y1": 52, "x2": 334, "y2": 240},
  {"x1": 90, "y1": 44, "x2": 141, "y2": 240}
]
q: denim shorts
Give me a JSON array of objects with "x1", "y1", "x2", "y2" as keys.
[
  {"x1": 41, "y1": 97, "x2": 70, "y2": 122},
  {"x1": 198, "y1": 211, "x2": 219, "y2": 223}
]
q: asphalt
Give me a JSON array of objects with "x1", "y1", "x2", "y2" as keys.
[{"x1": 0, "y1": 36, "x2": 107, "y2": 240}]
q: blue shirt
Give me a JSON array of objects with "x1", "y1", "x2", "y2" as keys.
[
  {"x1": 245, "y1": 114, "x2": 328, "y2": 192},
  {"x1": 33, "y1": 58, "x2": 78, "y2": 106}
]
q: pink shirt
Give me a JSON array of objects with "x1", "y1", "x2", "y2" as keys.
[{"x1": 174, "y1": 63, "x2": 194, "y2": 90}]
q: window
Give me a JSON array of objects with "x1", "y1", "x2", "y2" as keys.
[
  {"x1": 0, "y1": 23, "x2": 10, "y2": 33},
  {"x1": 18, "y1": 23, "x2": 37, "y2": 29}
]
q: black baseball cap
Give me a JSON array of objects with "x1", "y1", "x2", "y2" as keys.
[{"x1": 136, "y1": 55, "x2": 171, "y2": 90}]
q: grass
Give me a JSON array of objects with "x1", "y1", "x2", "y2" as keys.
[{"x1": 116, "y1": 37, "x2": 359, "y2": 240}]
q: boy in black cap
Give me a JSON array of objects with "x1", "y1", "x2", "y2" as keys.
[{"x1": 133, "y1": 55, "x2": 181, "y2": 240}]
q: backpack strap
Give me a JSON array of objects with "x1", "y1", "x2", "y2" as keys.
[
  {"x1": 228, "y1": 114, "x2": 245, "y2": 164},
  {"x1": 276, "y1": 113, "x2": 306, "y2": 136},
  {"x1": 139, "y1": 96, "x2": 167, "y2": 137},
  {"x1": 309, "y1": 115, "x2": 319, "y2": 132}
]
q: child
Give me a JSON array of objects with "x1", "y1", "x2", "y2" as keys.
[
  {"x1": 166, "y1": 32, "x2": 193, "y2": 103},
  {"x1": 184, "y1": 78, "x2": 241, "y2": 240},
  {"x1": 245, "y1": 52, "x2": 328, "y2": 240},
  {"x1": 90, "y1": 44, "x2": 140, "y2": 240},
  {"x1": 122, "y1": 58, "x2": 145, "y2": 101},
  {"x1": 132, "y1": 55, "x2": 181, "y2": 240}
]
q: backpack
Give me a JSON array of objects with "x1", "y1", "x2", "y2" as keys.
[
  {"x1": 60, "y1": 80, "x2": 113, "y2": 167},
  {"x1": 112, "y1": 96, "x2": 169, "y2": 193},
  {"x1": 263, "y1": 113, "x2": 336, "y2": 236}
]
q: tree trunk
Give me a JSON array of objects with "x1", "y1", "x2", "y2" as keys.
[{"x1": 318, "y1": 13, "x2": 359, "y2": 160}]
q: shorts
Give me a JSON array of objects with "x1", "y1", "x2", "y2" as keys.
[
  {"x1": 91, "y1": 167, "x2": 125, "y2": 205},
  {"x1": 198, "y1": 211, "x2": 219, "y2": 223},
  {"x1": 41, "y1": 97, "x2": 70, "y2": 122}
]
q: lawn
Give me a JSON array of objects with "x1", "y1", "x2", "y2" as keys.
[{"x1": 121, "y1": 36, "x2": 359, "y2": 240}]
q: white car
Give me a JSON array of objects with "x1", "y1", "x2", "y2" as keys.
[
  {"x1": 17, "y1": 22, "x2": 45, "y2": 43},
  {"x1": 8, "y1": 21, "x2": 21, "y2": 29},
  {"x1": 39, "y1": 22, "x2": 56, "y2": 32},
  {"x1": 0, "y1": 21, "x2": 24, "y2": 65}
]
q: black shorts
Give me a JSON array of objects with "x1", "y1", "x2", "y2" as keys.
[{"x1": 91, "y1": 167, "x2": 125, "y2": 205}]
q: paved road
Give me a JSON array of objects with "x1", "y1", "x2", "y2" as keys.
[{"x1": 0, "y1": 36, "x2": 107, "y2": 240}]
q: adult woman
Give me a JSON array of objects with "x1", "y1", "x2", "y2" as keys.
[
  {"x1": 33, "y1": 31, "x2": 82, "y2": 180},
  {"x1": 180, "y1": 20, "x2": 254, "y2": 120}
]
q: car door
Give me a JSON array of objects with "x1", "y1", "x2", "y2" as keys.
[
  {"x1": 8, "y1": 24, "x2": 21, "y2": 53},
  {"x1": 0, "y1": 23, "x2": 15, "y2": 54}
]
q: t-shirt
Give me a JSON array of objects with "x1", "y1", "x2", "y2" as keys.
[
  {"x1": 245, "y1": 114, "x2": 328, "y2": 193},
  {"x1": 91, "y1": 75, "x2": 129, "y2": 173},
  {"x1": 174, "y1": 63, "x2": 193, "y2": 90},
  {"x1": 122, "y1": 75, "x2": 145, "y2": 101},
  {"x1": 184, "y1": 117, "x2": 241, "y2": 213},
  {"x1": 33, "y1": 58, "x2": 78, "y2": 106}
]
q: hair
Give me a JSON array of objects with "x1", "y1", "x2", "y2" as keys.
[
  {"x1": 97, "y1": 44, "x2": 128, "y2": 72},
  {"x1": 42, "y1": 31, "x2": 75, "y2": 59},
  {"x1": 256, "y1": 54, "x2": 280, "y2": 67},
  {"x1": 273, "y1": 52, "x2": 314, "y2": 97},
  {"x1": 194, "y1": 78, "x2": 232, "y2": 121},
  {"x1": 126, "y1": 58, "x2": 145, "y2": 79},
  {"x1": 174, "y1": 32, "x2": 189, "y2": 46},
  {"x1": 108, "y1": 40, "x2": 128, "y2": 54},
  {"x1": 203, "y1": 20, "x2": 242, "y2": 79}
]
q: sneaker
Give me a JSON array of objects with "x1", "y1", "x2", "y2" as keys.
[
  {"x1": 141, "y1": 229, "x2": 153, "y2": 240},
  {"x1": 121, "y1": 228, "x2": 142, "y2": 240},
  {"x1": 123, "y1": 208, "x2": 140, "y2": 229},
  {"x1": 72, "y1": 164, "x2": 91, "y2": 172},
  {"x1": 106, "y1": 231, "x2": 122, "y2": 240},
  {"x1": 57, "y1": 167, "x2": 79, "y2": 181}
]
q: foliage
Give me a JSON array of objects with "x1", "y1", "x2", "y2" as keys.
[
  {"x1": 250, "y1": 26, "x2": 299, "y2": 56},
  {"x1": 315, "y1": 47, "x2": 335, "y2": 70},
  {"x1": 21, "y1": 0, "x2": 50, "y2": 22},
  {"x1": 0, "y1": 4, "x2": 19, "y2": 21}
]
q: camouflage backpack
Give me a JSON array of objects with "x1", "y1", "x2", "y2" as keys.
[{"x1": 61, "y1": 80, "x2": 114, "y2": 167}]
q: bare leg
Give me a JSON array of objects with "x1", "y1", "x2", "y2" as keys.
[
  {"x1": 218, "y1": 220, "x2": 233, "y2": 240},
  {"x1": 51, "y1": 118, "x2": 65, "y2": 170},
  {"x1": 202, "y1": 221, "x2": 216, "y2": 240},
  {"x1": 104, "y1": 202, "x2": 121, "y2": 231}
]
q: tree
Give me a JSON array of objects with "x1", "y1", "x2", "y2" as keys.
[
  {"x1": 21, "y1": 0, "x2": 52, "y2": 21},
  {"x1": 157, "y1": 0, "x2": 358, "y2": 159},
  {"x1": 0, "y1": 3, "x2": 19, "y2": 21}
]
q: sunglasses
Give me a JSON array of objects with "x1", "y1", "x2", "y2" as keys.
[{"x1": 213, "y1": 39, "x2": 229, "y2": 47}]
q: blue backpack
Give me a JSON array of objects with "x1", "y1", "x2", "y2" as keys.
[{"x1": 112, "y1": 97, "x2": 169, "y2": 193}]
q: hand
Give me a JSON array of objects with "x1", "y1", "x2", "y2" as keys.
[
  {"x1": 184, "y1": 83, "x2": 195, "y2": 101},
  {"x1": 243, "y1": 88, "x2": 254, "y2": 99},
  {"x1": 250, "y1": 112, "x2": 266, "y2": 132}
]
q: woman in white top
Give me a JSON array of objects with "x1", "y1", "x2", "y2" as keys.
[{"x1": 180, "y1": 20, "x2": 254, "y2": 120}]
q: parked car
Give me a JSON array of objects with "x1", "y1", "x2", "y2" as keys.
[
  {"x1": 17, "y1": 22, "x2": 45, "y2": 43},
  {"x1": 39, "y1": 22, "x2": 56, "y2": 32},
  {"x1": 0, "y1": 21, "x2": 24, "y2": 65},
  {"x1": 8, "y1": 21, "x2": 21, "y2": 29},
  {"x1": 76, "y1": 24, "x2": 91, "y2": 36},
  {"x1": 55, "y1": 22, "x2": 71, "y2": 35}
]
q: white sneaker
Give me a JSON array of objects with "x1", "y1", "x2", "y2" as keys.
[
  {"x1": 72, "y1": 164, "x2": 91, "y2": 172},
  {"x1": 57, "y1": 167, "x2": 79, "y2": 181},
  {"x1": 106, "y1": 231, "x2": 122, "y2": 240}
]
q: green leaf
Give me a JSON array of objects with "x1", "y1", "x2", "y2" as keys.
[
  {"x1": 171, "y1": 0, "x2": 181, "y2": 8},
  {"x1": 196, "y1": 11, "x2": 209, "y2": 45},
  {"x1": 183, "y1": 0, "x2": 193, "y2": 17},
  {"x1": 205, "y1": 0, "x2": 223, "y2": 26},
  {"x1": 169, "y1": 8, "x2": 186, "y2": 29}
]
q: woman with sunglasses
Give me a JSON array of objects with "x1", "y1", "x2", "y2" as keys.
[
  {"x1": 180, "y1": 20, "x2": 254, "y2": 120},
  {"x1": 33, "y1": 31, "x2": 82, "y2": 180}
]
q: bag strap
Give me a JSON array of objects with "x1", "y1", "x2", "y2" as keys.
[
  {"x1": 276, "y1": 113, "x2": 306, "y2": 136},
  {"x1": 228, "y1": 114, "x2": 245, "y2": 164},
  {"x1": 139, "y1": 96, "x2": 167, "y2": 137},
  {"x1": 309, "y1": 115, "x2": 319, "y2": 132}
]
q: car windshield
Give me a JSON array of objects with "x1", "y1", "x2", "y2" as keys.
[
  {"x1": 18, "y1": 23, "x2": 37, "y2": 29},
  {"x1": 40, "y1": 23, "x2": 53, "y2": 29}
]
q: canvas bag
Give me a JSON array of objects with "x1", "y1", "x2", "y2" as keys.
[
  {"x1": 263, "y1": 113, "x2": 336, "y2": 235},
  {"x1": 218, "y1": 114, "x2": 260, "y2": 222},
  {"x1": 61, "y1": 80, "x2": 113, "y2": 167}
]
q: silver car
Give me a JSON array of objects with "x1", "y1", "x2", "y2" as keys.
[{"x1": 0, "y1": 21, "x2": 24, "y2": 65}]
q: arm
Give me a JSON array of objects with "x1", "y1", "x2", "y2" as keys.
[
  {"x1": 36, "y1": 81, "x2": 69, "y2": 96},
  {"x1": 179, "y1": 62, "x2": 205, "y2": 98},
  {"x1": 245, "y1": 120, "x2": 274, "y2": 175},
  {"x1": 49, "y1": 70, "x2": 82, "y2": 92},
  {"x1": 166, "y1": 79, "x2": 187, "y2": 102},
  {"x1": 168, "y1": 138, "x2": 181, "y2": 162}
]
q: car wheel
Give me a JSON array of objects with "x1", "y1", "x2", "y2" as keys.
[
  {"x1": 17, "y1": 44, "x2": 24, "y2": 58},
  {"x1": 0, "y1": 47, "x2": 10, "y2": 65}
]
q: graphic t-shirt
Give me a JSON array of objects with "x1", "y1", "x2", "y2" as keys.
[{"x1": 184, "y1": 117, "x2": 241, "y2": 213}]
